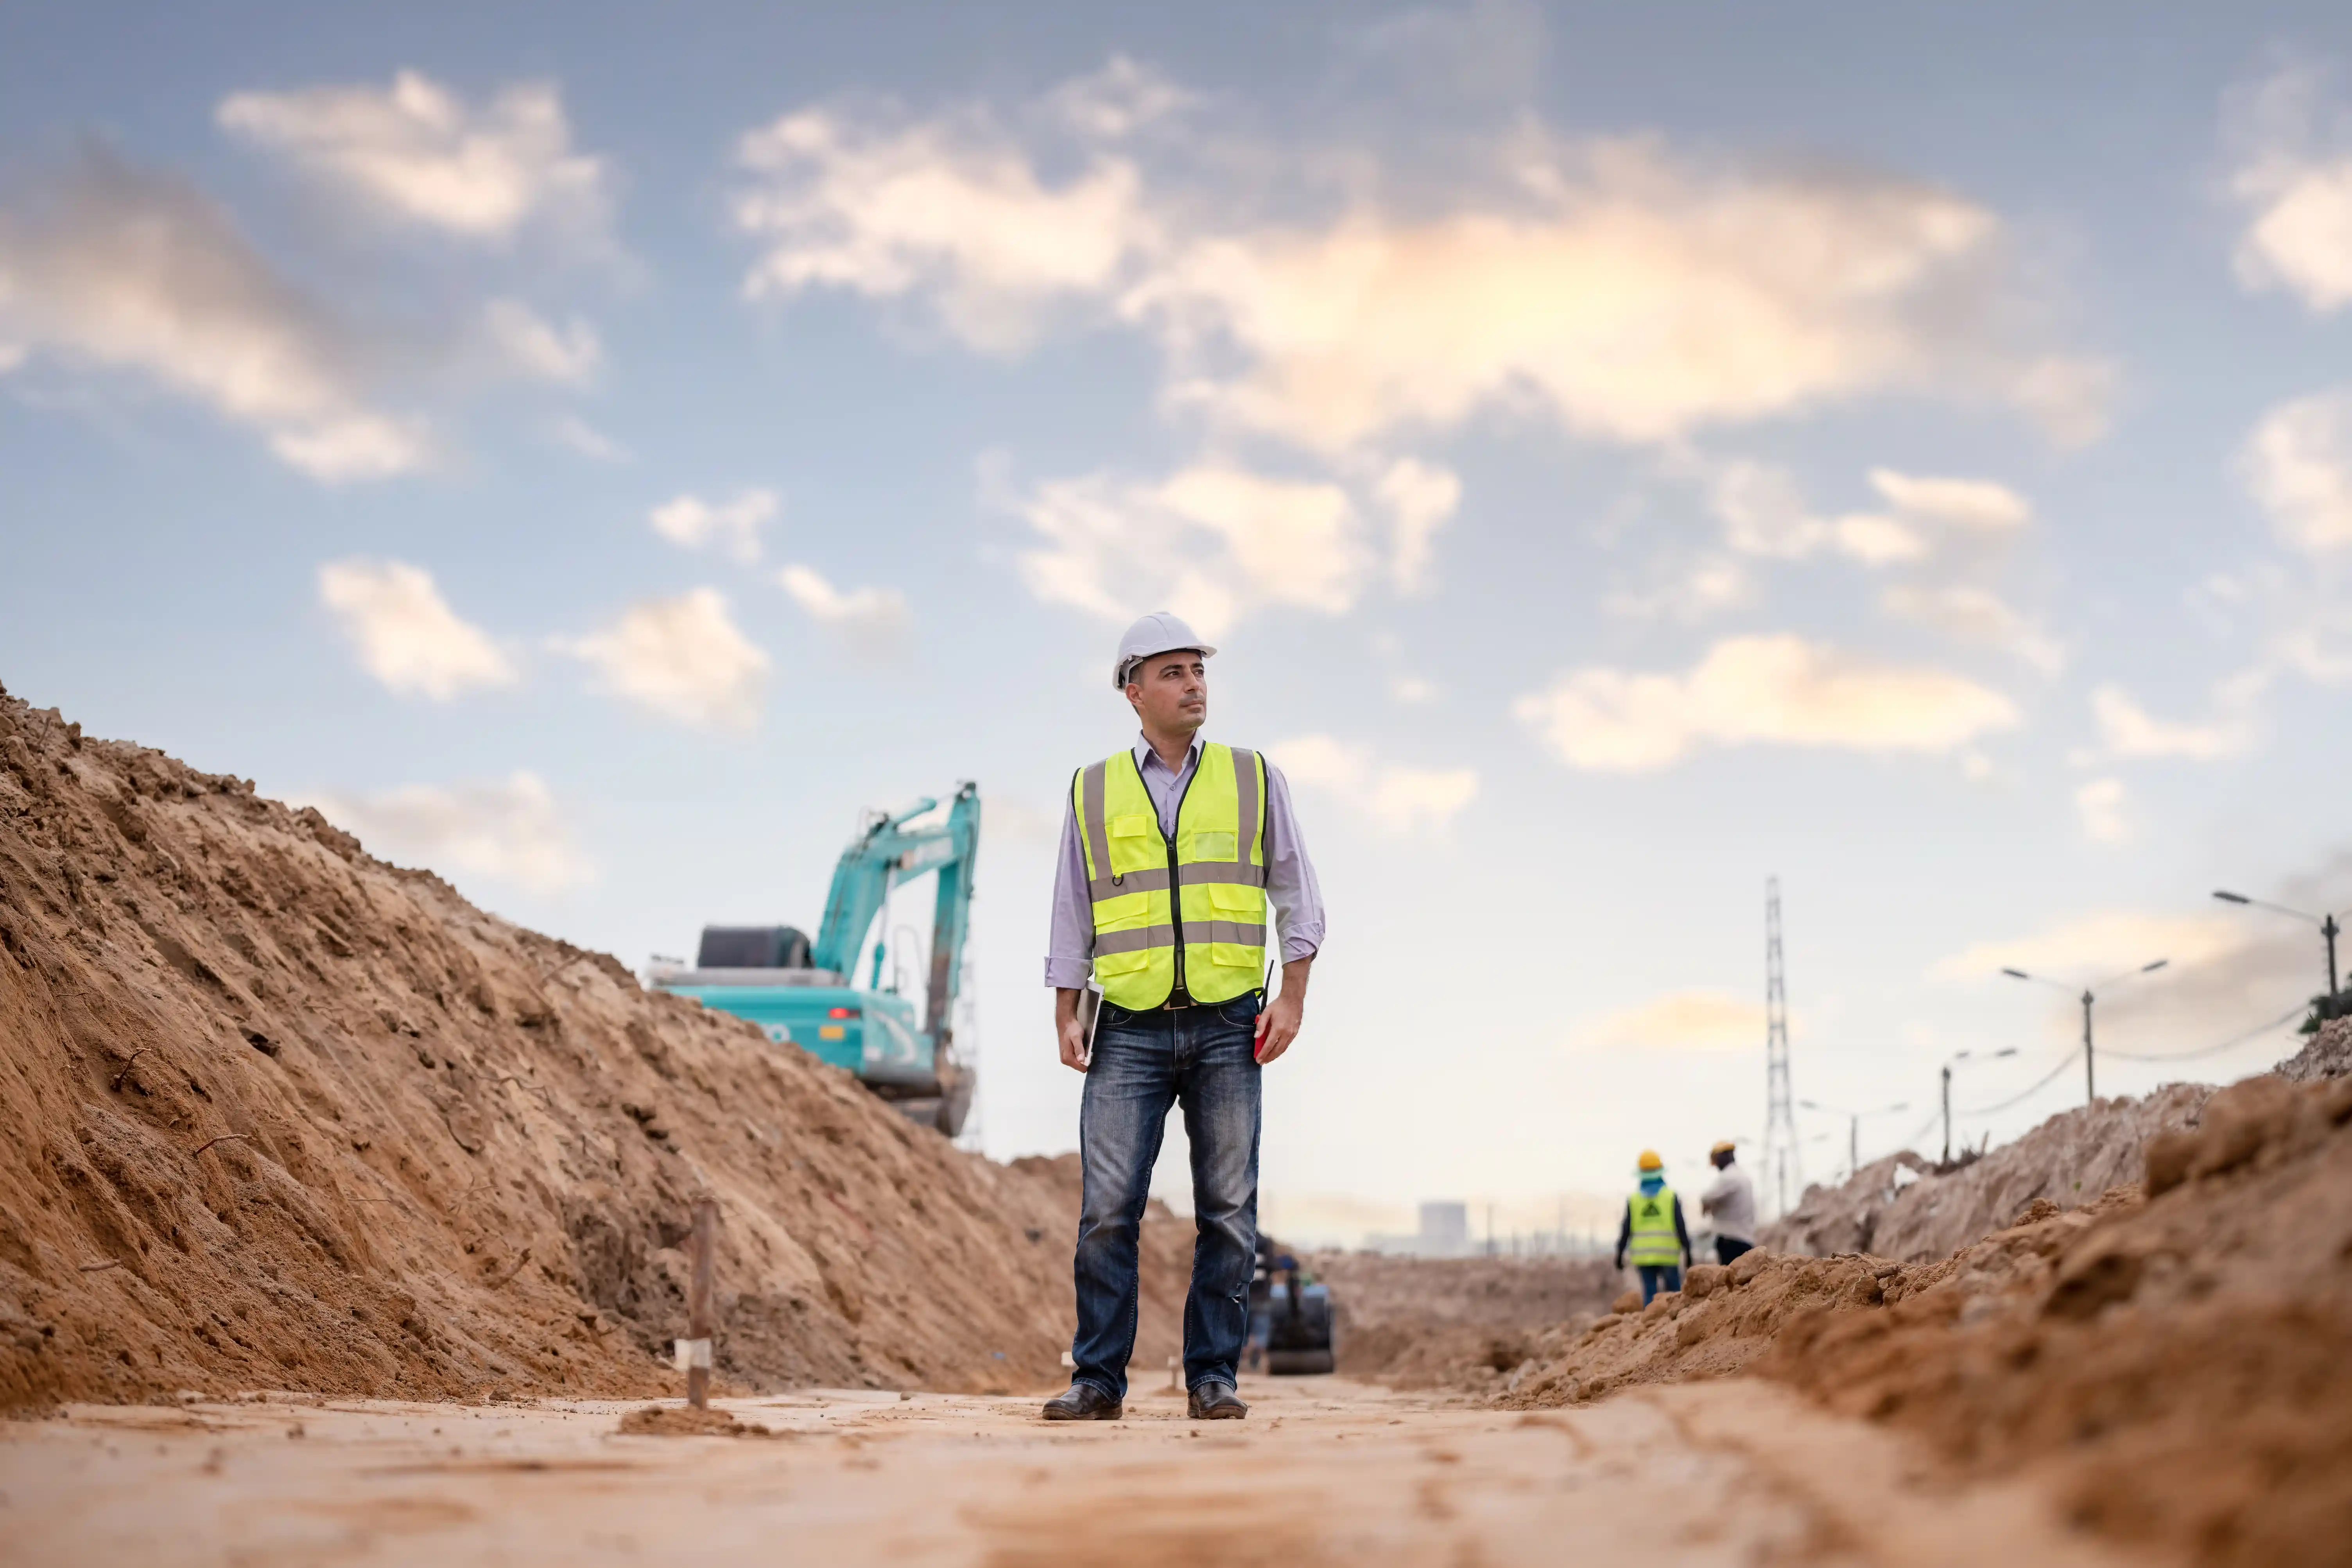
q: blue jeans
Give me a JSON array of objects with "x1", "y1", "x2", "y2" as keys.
[
  {"x1": 1070, "y1": 994, "x2": 1262, "y2": 1400},
  {"x1": 1638, "y1": 1264, "x2": 1683, "y2": 1304}
]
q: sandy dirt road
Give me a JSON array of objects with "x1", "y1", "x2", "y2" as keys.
[{"x1": 0, "y1": 1377, "x2": 2151, "y2": 1568}]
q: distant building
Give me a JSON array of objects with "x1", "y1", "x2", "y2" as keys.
[
  {"x1": 1364, "y1": 1199, "x2": 1472, "y2": 1257},
  {"x1": 1418, "y1": 1201, "x2": 1468, "y2": 1251}
]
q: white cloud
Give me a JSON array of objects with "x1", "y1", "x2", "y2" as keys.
[
  {"x1": 0, "y1": 150, "x2": 430, "y2": 481},
  {"x1": 554, "y1": 588, "x2": 769, "y2": 731},
  {"x1": 307, "y1": 771, "x2": 592, "y2": 894},
  {"x1": 1934, "y1": 880, "x2": 2352, "y2": 1048},
  {"x1": 1391, "y1": 675, "x2": 1440, "y2": 704},
  {"x1": 1134, "y1": 139, "x2": 2088, "y2": 452},
  {"x1": 1866, "y1": 467, "x2": 2032, "y2": 530},
  {"x1": 778, "y1": 563, "x2": 910, "y2": 656},
  {"x1": 1514, "y1": 634, "x2": 2019, "y2": 772},
  {"x1": 1011, "y1": 461, "x2": 1369, "y2": 637},
  {"x1": 1882, "y1": 584, "x2": 2066, "y2": 675},
  {"x1": 217, "y1": 71, "x2": 613, "y2": 249},
  {"x1": 2008, "y1": 355, "x2": 2118, "y2": 449},
  {"x1": 2090, "y1": 685, "x2": 2251, "y2": 762},
  {"x1": 1371, "y1": 456, "x2": 1462, "y2": 593},
  {"x1": 1272, "y1": 733, "x2": 1479, "y2": 833},
  {"x1": 733, "y1": 101, "x2": 1152, "y2": 355},
  {"x1": 1350, "y1": 0, "x2": 1549, "y2": 107},
  {"x1": 2241, "y1": 385, "x2": 2352, "y2": 555},
  {"x1": 2075, "y1": 776, "x2": 2132, "y2": 844},
  {"x1": 1709, "y1": 461, "x2": 1924, "y2": 566},
  {"x1": 317, "y1": 558, "x2": 516, "y2": 699},
  {"x1": 733, "y1": 67, "x2": 2106, "y2": 452},
  {"x1": 1930, "y1": 910, "x2": 2243, "y2": 983},
  {"x1": 2226, "y1": 63, "x2": 2352, "y2": 314},
  {"x1": 479, "y1": 298, "x2": 601, "y2": 385},
  {"x1": 1571, "y1": 990, "x2": 1764, "y2": 1054},
  {"x1": 548, "y1": 414, "x2": 629, "y2": 462},
  {"x1": 1604, "y1": 555, "x2": 1751, "y2": 624},
  {"x1": 0, "y1": 342, "x2": 25, "y2": 374},
  {"x1": 650, "y1": 489, "x2": 777, "y2": 563},
  {"x1": 1043, "y1": 55, "x2": 1196, "y2": 140}
]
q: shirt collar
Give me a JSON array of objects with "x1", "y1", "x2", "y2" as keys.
[{"x1": 1134, "y1": 733, "x2": 1202, "y2": 776}]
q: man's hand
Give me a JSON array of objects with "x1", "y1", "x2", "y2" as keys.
[
  {"x1": 1253, "y1": 956, "x2": 1313, "y2": 1065},
  {"x1": 1054, "y1": 988, "x2": 1091, "y2": 1073}
]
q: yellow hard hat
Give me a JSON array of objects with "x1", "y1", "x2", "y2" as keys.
[
  {"x1": 1710, "y1": 1140, "x2": 1737, "y2": 1156},
  {"x1": 1637, "y1": 1149, "x2": 1664, "y2": 1171}
]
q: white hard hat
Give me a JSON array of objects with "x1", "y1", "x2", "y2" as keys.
[{"x1": 1113, "y1": 612, "x2": 1216, "y2": 689}]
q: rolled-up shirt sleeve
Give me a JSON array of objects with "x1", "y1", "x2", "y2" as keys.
[
  {"x1": 1261, "y1": 761, "x2": 1324, "y2": 963},
  {"x1": 1044, "y1": 785, "x2": 1095, "y2": 988}
]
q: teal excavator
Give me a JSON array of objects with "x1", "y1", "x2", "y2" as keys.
[{"x1": 649, "y1": 782, "x2": 979, "y2": 1136}]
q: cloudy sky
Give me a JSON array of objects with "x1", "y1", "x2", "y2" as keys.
[{"x1": 5, "y1": 2, "x2": 2349, "y2": 1239}]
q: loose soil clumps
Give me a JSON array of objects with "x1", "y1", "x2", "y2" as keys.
[
  {"x1": 0, "y1": 692, "x2": 1183, "y2": 1409},
  {"x1": 1764, "y1": 1082, "x2": 2215, "y2": 1262},
  {"x1": 615, "y1": 1403, "x2": 774, "y2": 1437},
  {"x1": 1503, "y1": 1064, "x2": 2352, "y2": 1567}
]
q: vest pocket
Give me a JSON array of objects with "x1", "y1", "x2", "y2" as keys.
[
  {"x1": 1202, "y1": 882, "x2": 1263, "y2": 916},
  {"x1": 1094, "y1": 897, "x2": 1156, "y2": 931},
  {"x1": 1185, "y1": 829, "x2": 1236, "y2": 861},
  {"x1": 1094, "y1": 948, "x2": 1156, "y2": 978}
]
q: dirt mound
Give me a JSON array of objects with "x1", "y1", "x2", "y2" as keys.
[
  {"x1": 1305, "y1": 1251, "x2": 1620, "y2": 1388},
  {"x1": 2278, "y1": 1016, "x2": 2352, "y2": 1083},
  {"x1": 615, "y1": 1402, "x2": 774, "y2": 1436},
  {"x1": 1763, "y1": 1082, "x2": 2215, "y2": 1262},
  {"x1": 1502, "y1": 1070, "x2": 2352, "y2": 1567},
  {"x1": 0, "y1": 691, "x2": 1182, "y2": 1409}
]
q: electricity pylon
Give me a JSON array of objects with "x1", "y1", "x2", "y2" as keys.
[{"x1": 1762, "y1": 876, "x2": 1801, "y2": 1218}]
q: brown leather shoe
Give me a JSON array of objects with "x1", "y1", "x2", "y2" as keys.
[
  {"x1": 1187, "y1": 1381, "x2": 1248, "y2": 1419},
  {"x1": 1041, "y1": 1382, "x2": 1123, "y2": 1421}
]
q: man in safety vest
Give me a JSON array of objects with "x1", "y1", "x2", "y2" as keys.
[
  {"x1": 1612, "y1": 1150, "x2": 1693, "y2": 1304},
  {"x1": 1040, "y1": 612, "x2": 1326, "y2": 1422}
]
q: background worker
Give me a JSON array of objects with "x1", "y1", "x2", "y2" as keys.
[
  {"x1": 1040, "y1": 613, "x2": 1325, "y2": 1424},
  {"x1": 1613, "y1": 1150, "x2": 1693, "y2": 1303},
  {"x1": 1699, "y1": 1140, "x2": 1757, "y2": 1265}
]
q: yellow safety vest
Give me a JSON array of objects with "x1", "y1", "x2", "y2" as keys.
[
  {"x1": 1073, "y1": 742, "x2": 1269, "y2": 1009},
  {"x1": 1626, "y1": 1186, "x2": 1681, "y2": 1267}
]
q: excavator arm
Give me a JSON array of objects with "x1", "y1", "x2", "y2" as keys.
[{"x1": 809, "y1": 781, "x2": 981, "y2": 1074}]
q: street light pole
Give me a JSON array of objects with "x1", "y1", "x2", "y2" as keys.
[
  {"x1": 2214, "y1": 892, "x2": 2342, "y2": 1002},
  {"x1": 2002, "y1": 961, "x2": 2167, "y2": 1107},
  {"x1": 1940, "y1": 1048, "x2": 2018, "y2": 1165},
  {"x1": 2081, "y1": 988, "x2": 2095, "y2": 1102},
  {"x1": 1798, "y1": 1098, "x2": 1908, "y2": 1181},
  {"x1": 1941, "y1": 1065, "x2": 1951, "y2": 1165}
]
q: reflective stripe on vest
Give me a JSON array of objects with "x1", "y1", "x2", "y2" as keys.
[
  {"x1": 1626, "y1": 1187, "x2": 1680, "y2": 1266},
  {"x1": 1074, "y1": 742, "x2": 1268, "y2": 1009}
]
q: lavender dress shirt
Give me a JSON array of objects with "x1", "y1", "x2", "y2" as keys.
[{"x1": 1044, "y1": 734, "x2": 1326, "y2": 989}]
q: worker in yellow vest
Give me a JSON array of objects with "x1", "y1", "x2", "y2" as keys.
[
  {"x1": 1613, "y1": 1150, "x2": 1693, "y2": 1304},
  {"x1": 1040, "y1": 613, "x2": 1325, "y2": 1423}
]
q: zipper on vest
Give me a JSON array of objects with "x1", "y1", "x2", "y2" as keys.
[{"x1": 1164, "y1": 758, "x2": 1199, "y2": 1004}]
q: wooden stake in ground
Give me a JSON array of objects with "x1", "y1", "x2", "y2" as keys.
[{"x1": 685, "y1": 1199, "x2": 717, "y2": 1409}]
